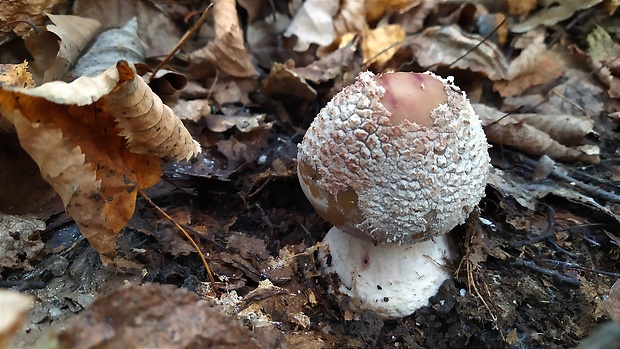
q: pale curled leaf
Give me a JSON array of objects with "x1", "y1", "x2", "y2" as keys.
[
  {"x1": 474, "y1": 104, "x2": 600, "y2": 164},
  {"x1": 109, "y1": 62, "x2": 201, "y2": 161},
  {"x1": 284, "y1": 0, "x2": 339, "y2": 51}
]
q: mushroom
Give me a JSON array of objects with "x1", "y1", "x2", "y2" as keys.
[{"x1": 297, "y1": 71, "x2": 490, "y2": 318}]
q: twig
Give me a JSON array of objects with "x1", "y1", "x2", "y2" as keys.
[
  {"x1": 540, "y1": 259, "x2": 620, "y2": 278},
  {"x1": 514, "y1": 257, "x2": 581, "y2": 286},
  {"x1": 449, "y1": 18, "x2": 506, "y2": 68},
  {"x1": 0, "y1": 19, "x2": 40, "y2": 35},
  {"x1": 138, "y1": 189, "x2": 219, "y2": 295},
  {"x1": 149, "y1": 3, "x2": 214, "y2": 82},
  {"x1": 518, "y1": 155, "x2": 620, "y2": 204}
]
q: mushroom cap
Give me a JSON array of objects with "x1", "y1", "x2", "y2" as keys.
[
  {"x1": 319, "y1": 226, "x2": 453, "y2": 318},
  {"x1": 297, "y1": 71, "x2": 490, "y2": 244}
]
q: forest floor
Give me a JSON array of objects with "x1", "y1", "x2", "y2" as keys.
[{"x1": 1, "y1": 1, "x2": 619, "y2": 348}]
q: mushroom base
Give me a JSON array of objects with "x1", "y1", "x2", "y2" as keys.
[{"x1": 319, "y1": 226, "x2": 454, "y2": 319}]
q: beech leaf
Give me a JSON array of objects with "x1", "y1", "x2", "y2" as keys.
[{"x1": 0, "y1": 61, "x2": 200, "y2": 263}]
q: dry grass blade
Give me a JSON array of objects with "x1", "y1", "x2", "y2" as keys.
[{"x1": 138, "y1": 189, "x2": 218, "y2": 295}]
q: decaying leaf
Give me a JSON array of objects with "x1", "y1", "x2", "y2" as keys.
[
  {"x1": 72, "y1": 0, "x2": 181, "y2": 57},
  {"x1": 400, "y1": 25, "x2": 508, "y2": 80},
  {"x1": 365, "y1": 0, "x2": 421, "y2": 23},
  {"x1": 0, "y1": 61, "x2": 35, "y2": 89},
  {"x1": 284, "y1": 0, "x2": 339, "y2": 51},
  {"x1": 0, "y1": 213, "x2": 46, "y2": 272},
  {"x1": 293, "y1": 39, "x2": 359, "y2": 84},
  {"x1": 0, "y1": 0, "x2": 65, "y2": 43},
  {"x1": 511, "y1": 0, "x2": 603, "y2": 33},
  {"x1": 70, "y1": 17, "x2": 145, "y2": 79},
  {"x1": 603, "y1": 279, "x2": 620, "y2": 322},
  {"x1": 333, "y1": 0, "x2": 368, "y2": 37},
  {"x1": 206, "y1": 114, "x2": 268, "y2": 133},
  {"x1": 362, "y1": 24, "x2": 405, "y2": 68},
  {"x1": 395, "y1": 0, "x2": 438, "y2": 34},
  {"x1": 56, "y1": 283, "x2": 263, "y2": 349},
  {"x1": 475, "y1": 104, "x2": 600, "y2": 163},
  {"x1": 507, "y1": 0, "x2": 538, "y2": 15},
  {"x1": 262, "y1": 61, "x2": 317, "y2": 101},
  {"x1": 0, "y1": 290, "x2": 32, "y2": 349},
  {"x1": 25, "y1": 13, "x2": 102, "y2": 83},
  {"x1": 580, "y1": 25, "x2": 620, "y2": 98},
  {"x1": 493, "y1": 32, "x2": 566, "y2": 97},
  {"x1": 190, "y1": 0, "x2": 258, "y2": 78},
  {"x1": 0, "y1": 61, "x2": 200, "y2": 263}
]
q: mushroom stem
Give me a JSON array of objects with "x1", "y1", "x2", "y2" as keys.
[{"x1": 319, "y1": 226, "x2": 454, "y2": 319}]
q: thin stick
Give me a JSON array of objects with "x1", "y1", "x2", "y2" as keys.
[
  {"x1": 149, "y1": 3, "x2": 214, "y2": 82},
  {"x1": 138, "y1": 189, "x2": 219, "y2": 294}
]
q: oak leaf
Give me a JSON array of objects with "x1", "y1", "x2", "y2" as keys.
[{"x1": 0, "y1": 61, "x2": 200, "y2": 263}]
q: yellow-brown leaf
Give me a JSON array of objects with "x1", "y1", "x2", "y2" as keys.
[{"x1": 0, "y1": 61, "x2": 200, "y2": 263}]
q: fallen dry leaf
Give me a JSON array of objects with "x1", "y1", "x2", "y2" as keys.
[
  {"x1": 507, "y1": 0, "x2": 538, "y2": 15},
  {"x1": 72, "y1": 0, "x2": 181, "y2": 57},
  {"x1": 0, "y1": 213, "x2": 46, "y2": 272},
  {"x1": 0, "y1": 61, "x2": 35, "y2": 89},
  {"x1": 365, "y1": 0, "x2": 420, "y2": 23},
  {"x1": 284, "y1": 0, "x2": 338, "y2": 51},
  {"x1": 0, "y1": 290, "x2": 32, "y2": 349},
  {"x1": 511, "y1": 0, "x2": 603, "y2": 33},
  {"x1": 582, "y1": 25, "x2": 620, "y2": 98},
  {"x1": 190, "y1": 0, "x2": 258, "y2": 78},
  {"x1": 603, "y1": 279, "x2": 620, "y2": 322},
  {"x1": 25, "y1": 13, "x2": 102, "y2": 83},
  {"x1": 262, "y1": 61, "x2": 317, "y2": 101},
  {"x1": 493, "y1": 32, "x2": 566, "y2": 97},
  {"x1": 395, "y1": 0, "x2": 438, "y2": 34},
  {"x1": 0, "y1": 0, "x2": 65, "y2": 43},
  {"x1": 293, "y1": 40, "x2": 358, "y2": 84},
  {"x1": 206, "y1": 114, "x2": 268, "y2": 133},
  {"x1": 475, "y1": 103, "x2": 600, "y2": 163},
  {"x1": 246, "y1": 13, "x2": 291, "y2": 69},
  {"x1": 70, "y1": 17, "x2": 145, "y2": 79},
  {"x1": 333, "y1": 0, "x2": 368, "y2": 37},
  {"x1": 362, "y1": 24, "x2": 405, "y2": 68},
  {"x1": 400, "y1": 25, "x2": 508, "y2": 80},
  {"x1": 0, "y1": 61, "x2": 200, "y2": 263},
  {"x1": 56, "y1": 283, "x2": 263, "y2": 349}
]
